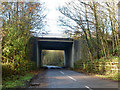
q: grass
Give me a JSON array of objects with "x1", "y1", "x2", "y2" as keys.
[
  {"x1": 0, "y1": 85, "x2": 2, "y2": 89},
  {"x1": 73, "y1": 68, "x2": 120, "y2": 81},
  {"x1": 2, "y1": 69, "x2": 44, "y2": 89},
  {"x1": 2, "y1": 72, "x2": 34, "y2": 89},
  {"x1": 95, "y1": 72, "x2": 120, "y2": 81}
]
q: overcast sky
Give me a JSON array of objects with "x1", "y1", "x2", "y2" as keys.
[{"x1": 41, "y1": 0, "x2": 69, "y2": 34}]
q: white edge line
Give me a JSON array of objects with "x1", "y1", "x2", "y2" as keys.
[{"x1": 85, "y1": 86, "x2": 93, "y2": 90}]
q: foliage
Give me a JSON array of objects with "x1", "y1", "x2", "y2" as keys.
[
  {"x1": 42, "y1": 50, "x2": 64, "y2": 66},
  {"x1": 96, "y1": 73, "x2": 119, "y2": 81},
  {"x1": 2, "y1": 61, "x2": 36, "y2": 79},
  {"x1": 1, "y1": 2, "x2": 45, "y2": 81}
]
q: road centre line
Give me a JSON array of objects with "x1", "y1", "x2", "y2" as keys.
[
  {"x1": 60, "y1": 71, "x2": 77, "y2": 81},
  {"x1": 67, "y1": 76, "x2": 77, "y2": 81},
  {"x1": 85, "y1": 86, "x2": 93, "y2": 90},
  {"x1": 60, "y1": 71, "x2": 64, "y2": 74},
  {"x1": 60, "y1": 72, "x2": 92, "y2": 87}
]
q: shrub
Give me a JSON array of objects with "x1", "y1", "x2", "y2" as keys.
[
  {"x1": 2, "y1": 64, "x2": 16, "y2": 79},
  {"x1": 2, "y1": 60, "x2": 36, "y2": 80}
]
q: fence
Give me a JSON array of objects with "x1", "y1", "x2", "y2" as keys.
[{"x1": 75, "y1": 60, "x2": 119, "y2": 74}]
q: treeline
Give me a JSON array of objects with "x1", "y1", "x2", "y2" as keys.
[
  {"x1": 1, "y1": 2, "x2": 45, "y2": 77},
  {"x1": 42, "y1": 50, "x2": 64, "y2": 66},
  {"x1": 59, "y1": 0, "x2": 120, "y2": 60}
]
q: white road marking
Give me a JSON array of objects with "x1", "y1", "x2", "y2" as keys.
[
  {"x1": 60, "y1": 71, "x2": 76, "y2": 81},
  {"x1": 67, "y1": 76, "x2": 77, "y2": 81},
  {"x1": 60, "y1": 71, "x2": 64, "y2": 74},
  {"x1": 85, "y1": 86, "x2": 93, "y2": 90}
]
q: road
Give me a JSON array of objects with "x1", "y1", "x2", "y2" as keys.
[{"x1": 29, "y1": 69, "x2": 119, "y2": 89}]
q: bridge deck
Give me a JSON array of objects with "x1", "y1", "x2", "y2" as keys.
[
  {"x1": 37, "y1": 37, "x2": 73, "y2": 50},
  {"x1": 37, "y1": 37, "x2": 73, "y2": 41}
]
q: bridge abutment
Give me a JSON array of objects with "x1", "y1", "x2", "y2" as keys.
[{"x1": 35, "y1": 38, "x2": 75, "y2": 68}]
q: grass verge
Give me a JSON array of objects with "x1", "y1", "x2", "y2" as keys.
[
  {"x1": 2, "y1": 69, "x2": 44, "y2": 89},
  {"x1": 72, "y1": 68, "x2": 120, "y2": 82},
  {"x1": 95, "y1": 72, "x2": 119, "y2": 81},
  {"x1": 2, "y1": 71, "x2": 34, "y2": 89}
]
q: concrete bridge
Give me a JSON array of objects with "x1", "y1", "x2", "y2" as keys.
[{"x1": 31, "y1": 37, "x2": 83, "y2": 68}]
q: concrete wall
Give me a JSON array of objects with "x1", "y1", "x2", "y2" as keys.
[
  {"x1": 73, "y1": 40, "x2": 82, "y2": 62},
  {"x1": 28, "y1": 37, "x2": 37, "y2": 63},
  {"x1": 64, "y1": 38, "x2": 89, "y2": 68},
  {"x1": 73, "y1": 39, "x2": 89, "y2": 62}
]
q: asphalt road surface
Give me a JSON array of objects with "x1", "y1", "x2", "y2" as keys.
[{"x1": 29, "y1": 69, "x2": 119, "y2": 89}]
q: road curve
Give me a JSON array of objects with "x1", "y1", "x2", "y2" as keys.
[{"x1": 29, "y1": 69, "x2": 119, "y2": 89}]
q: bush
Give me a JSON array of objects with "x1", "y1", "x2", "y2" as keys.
[
  {"x1": 2, "y1": 60, "x2": 36, "y2": 80},
  {"x1": 2, "y1": 64, "x2": 16, "y2": 79}
]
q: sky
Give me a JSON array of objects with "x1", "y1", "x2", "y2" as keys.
[{"x1": 40, "y1": 0, "x2": 69, "y2": 37}]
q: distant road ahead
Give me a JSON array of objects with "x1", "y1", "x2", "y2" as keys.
[{"x1": 29, "y1": 69, "x2": 119, "y2": 89}]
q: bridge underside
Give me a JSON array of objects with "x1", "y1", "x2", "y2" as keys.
[{"x1": 36, "y1": 38, "x2": 74, "y2": 68}]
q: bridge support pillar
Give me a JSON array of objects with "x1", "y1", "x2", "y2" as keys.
[
  {"x1": 37, "y1": 42, "x2": 39, "y2": 68},
  {"x1": 64, "y1": 43, "x2": 74, "y2": 68},
  {"x1": 71, "y1": 42, "x2": 74, "y2": 68},
  {"x1": 37, "y1": 42, "x2": 42, "y2": 68},
  {"x1": 39, "y1": 50, "x2": 42, "y2": 67}
]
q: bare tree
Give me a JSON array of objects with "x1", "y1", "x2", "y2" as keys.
[{"x1": 58, "y1": 0, "x2": 120, "y2": 60}]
